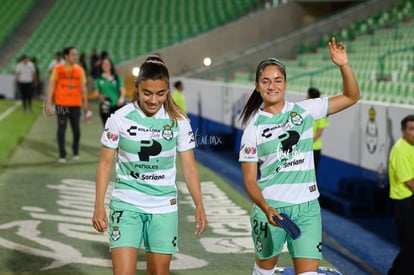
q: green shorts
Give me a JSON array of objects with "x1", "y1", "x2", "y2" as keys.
[
  {"x1": 250, "y1": 199, "x2": 322, "y2": 260},
  {"x1": 109, "y1": 205, "x2": 178, "y2": 254}
]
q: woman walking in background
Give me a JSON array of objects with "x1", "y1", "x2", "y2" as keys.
[{"x1": 93, "y1": 57, "x2": 126, "y2": 125}]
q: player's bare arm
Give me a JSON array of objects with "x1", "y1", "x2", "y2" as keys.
[
  {"x1": 327, "y1": 37, "x2": 360, "y2": 115},
  {"x1": 93, "y1": 146, "x2": 116, "y2": 232},
  {"x1": 179, "y1": 150, "x2": 208, "y2": 236},
  {"x1": 241, "y1": 162, "x2": 281, "y2": 226}
]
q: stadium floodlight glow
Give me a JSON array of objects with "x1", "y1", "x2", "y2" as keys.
[
  {"x1": 132, "y1": 67, "x2": 140, "y2": 77},
  {"x1": 203, "y1": 57, "x2": 212, "y2": 66}
]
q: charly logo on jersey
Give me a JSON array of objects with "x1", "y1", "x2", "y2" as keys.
[
  {"x1": 261, "y1": 123, "x2": 289, "y2": 139},
  {"x1": 261, "y1": 128, "x2": 272, "y2": 138},
  {"x1": 162, "y1": 124, "x2": 174, "y2": 140},
  {"x1": 289, "y1": 112, "x2": 303, "y2": 125},
  {"x1": 127, "y1": 125, "x2": 138, "y2": 136}
]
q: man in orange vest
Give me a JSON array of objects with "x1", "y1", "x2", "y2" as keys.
[{"x1": 46, "y1": 46, "x2": 89, "y2": 163}]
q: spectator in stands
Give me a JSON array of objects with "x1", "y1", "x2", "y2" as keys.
[
  {"x1": 92, "y1": 55, "x2": 207, "y2": 275},
  {"x1": 172, "y1": 80, "x2": 187, "y2": 115},
  {"x1": 45, "y1": 46, "x2": 89, "y2": 163},
  {"x1": 388, "y1": 114, "x2": 414, "y2": 275},
  {"x1": 14, "y1": 54, "x2": 37, "y2": 112},
  {"x1": 93, "y1": 57, "x2": 126, "y2": 125},
  {"x1": 307, "y1": 87, "x2": 329, "y2": 176},
  {"x1": 238, "y1": 37, "x2": 360, "y2": 275},
  {"x1": 47, "y1": 51, "x2": 63, "y2": 75}
]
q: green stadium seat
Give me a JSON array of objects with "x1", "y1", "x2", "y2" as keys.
[
  {"x1": 2, "y1": 0, "x2": 262, "y2": 75},
  {"x1": 258, "y1": 1, "x2": 414, "y2": 104}
]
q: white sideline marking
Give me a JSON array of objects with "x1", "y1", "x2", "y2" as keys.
[{"x1": 0, "y1": 101, "x2": 22, "y2": 122}]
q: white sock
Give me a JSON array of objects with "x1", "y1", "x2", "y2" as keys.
[
  {"x1": 252, "y1": 262, "x2": 276, "y2": 275},
  {"x1": 297, "y1": 272, "x2": 318, "y2": 275}
]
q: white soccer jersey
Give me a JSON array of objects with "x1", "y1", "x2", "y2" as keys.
[
  {"x1": 101, "y1": 102, "x2": 195, "y2": 213},
  {"x1": 239, "y1": 98, "x2": 329, "y2": 207}
]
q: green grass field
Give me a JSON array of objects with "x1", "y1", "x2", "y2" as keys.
[
  {"x1": 0, "y1": 100, "x2": 43, "y2": 174},
  {"x1": 0, "y1": 99, "x2": 333, "y2": 274}
]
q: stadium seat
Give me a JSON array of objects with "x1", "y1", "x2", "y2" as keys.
[
  {"x1": 264, "y1": 1, "x2": 414, "y2": 104},
  {"x1": 1, "y1": 0, "x2": 262, "y2": 75}
]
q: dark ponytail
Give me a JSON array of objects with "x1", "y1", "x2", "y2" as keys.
[{"x1": 239, "y1": 90, "x2": 263, "y2": 126}]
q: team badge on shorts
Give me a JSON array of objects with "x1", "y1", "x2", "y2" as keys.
[
  {"x1": 111, "y1": 226, "x2": 121, "y2": 241},
  {"x1": 256, "y1": 237, "x2": 263, "y2": 252}
]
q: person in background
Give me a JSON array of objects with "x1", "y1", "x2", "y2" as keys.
[
  {"x1": 89, "y1": 49, "x2": 100, "y2": 79},
  {"x1": 14, "y1": 54, "x2": 37, "y2": 112},
  {"x1": 48, "y1": 51, "x2": 63, "y2": 75},
  {"x1": 388, "y1": 114, "x2": 414, "y2": 275},
  {"x1": 45, "y1": 46, "x2": 89, "y2": 163},
  {"x1": 31, "y1": 56, "x2": 41, "y2": 99},
  {"x1": 172, "y1": 80, "x2": 187, "y2": 115},
  {"x1": 307, "y1": 87, "x2": 329, "y2": 176},
  {"x1": 238, "y1": 37, "x2": 360, "y2": 275},
  {"x1": 92, "y1": 55, "x2": 207, "y2": 274},
  {"x1": 79, "y1": 52, "x2": 88, "y2": 75},
  {"x1": 93, "y1": 57, "x2": 126, "y2": 125}
]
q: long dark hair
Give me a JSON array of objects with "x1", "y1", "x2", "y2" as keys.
[
  {"x1": 131, "y1": 55, "x2": 186, "y2": 123},
  {"x1": 99, "y1": 57, "x2": 117, "y2": 76},
  {"x1": 239, "y1": 58, "x2": 287, "y2": 126},
  {"x1": 99, "y1": 57, "x2": 120, "y2": 85}
]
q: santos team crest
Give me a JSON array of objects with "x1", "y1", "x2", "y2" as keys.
[
  {"x1": 162, "y1": 125, "x2": 174, "y2": 140},
  {"x1": 289, "y1": 112, "x2": 303, "y2": 125}
]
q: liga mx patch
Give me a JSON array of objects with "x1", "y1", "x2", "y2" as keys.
[
  {"x1": 241, "y1": 144, "x2": 257, "y2": 159},
  {"x1": 111, "y1": 226, "x2": 121, "y2": 241},
  {"x1": 105, "y1": 129, "x2": 119, "y2": 141}
]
